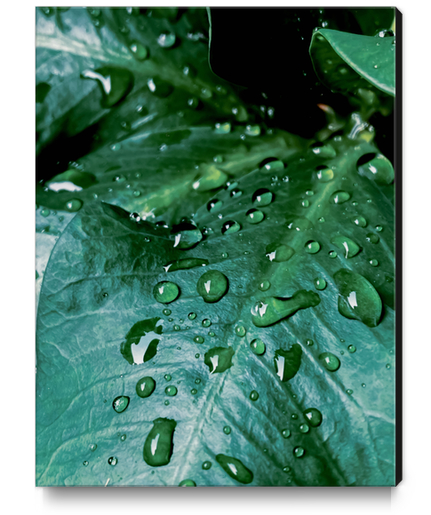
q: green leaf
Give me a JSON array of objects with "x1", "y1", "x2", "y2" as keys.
[
  {"x1": 310, "y1": 29, "x2": 395, "y2": 97},
  {"x1": 36, "y1": 131, "x2": 395, "y2": 486}
]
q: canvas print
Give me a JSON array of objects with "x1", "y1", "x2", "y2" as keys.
[{"x1": 36, "y1": 7, "x2": 400, "y2": 486}]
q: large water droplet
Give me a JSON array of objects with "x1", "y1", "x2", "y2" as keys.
[
  {"x1": 163, "y1": 258, "x2": 208, "y2": 272},
  {"x1": 153, "y1": 281, "x2": 180, "y2": 304},
  {"x1": 331, "y1": 191, "x2": 351, "y2": 204},
  {"x1": 113, "y1": 395, "x2": 130, "y2": 413},
  {"x1": 357, "y1": 153, "x2": 394, "y2": 184},
  {"x1": 319, "y1": 352, "x2": 341, "y2": 371},
  {"x1": 250, "y1": 338, "x2": 266, "y2": 355},
  {"x1": 221, "y1": 220, "x2": 241, "y2": 235},
  {"x1": 204, "y1": 347, "x2": 234, "y2": 374},
  {"x1": 316, "y1": 165, "x2": 334, "y2": 182},
  {"x1": 251, "y1": 291, "x2": 320, "y2": 327},
  {"x1": 305, "y1": 241, "x2": 321, "y2": 254},
  {"x1": 274, "y1": 345, "x2": 302, "y2": 381},
  {"x1": 136, "y1": 377, "x2": 156, "y2": 398},
  {"x1": 129, "y1": 41, "x2": 148, "y2": 60},
  {"x1": 197, "y1": 270, "x2": 228, "y2": 303},
  {"x1": 303, "y1": 408, "x2": 323, "y2": 427},
  {"x1": 179, "y1": 479, "x2": 196, "y2": 486},
  {"x1": 252, "y1": 188, "x2": 274, "y2": 206},
  {"x1": 215, "y1": 454, "x2": 253, "y2": 484},
  {"x1": 157, "y1": 32, "x2": 176, "y2": 48},
  {"x1": 143, "y1": 418, "x2": 176, "y2": 467},
  {"x1": 65, "y1": 199, "x2": 83, "y2": 212},
  {"x1": 81, "y1": 67, "x2": 134, "y2": 108},
  {"x1": 266, "y1": 243, "x2": 295, "y2": 262},
  {"x1": 120, "y1": 317, "x2": 163, "y2": 365},
  {"x1": 246, "y1": 208, "x2": 265, "y2": 224},
  {"x1": 171, "y1": 223, "x2": 202, "y2": 250},
  {"x1": 293, "y1": 447, "x2": 305, "y2": 458},
  {"x1": 351, "y1": 215, "x2": 368, "y2": 227},
  {"x1": 331, "y1": 235, "x2": 361, "y2": 258},
  {"x1": 207, "y1": 199, "x2": 223, "y2": 213},
  {"x1": 334, "y1": 269, "x2": 382, "y2": 327},
  {"x1": 311, "y1": 142, "x2": 337, "y2": 158},
  {"x1": 314, "y1": 277, "x2": 327, "y2": 290},
  {"x1": 260, "y1": 159, "x2": 284, "y2": 172}
]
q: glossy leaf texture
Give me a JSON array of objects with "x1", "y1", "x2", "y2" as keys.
[
  {"x1": 36, "y1": 130, "x2": 395, "y2": 486},
  {"x1": 310, "y1": 28, "x2": 395, "y2": 97}
]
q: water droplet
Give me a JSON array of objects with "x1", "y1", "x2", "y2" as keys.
[
  {"x1": 346, "y1": 389, "x2": 353, "y2": 395},
  {"x1": 108, "y1": 456, "x2": 118, "y2": 466},
  {"x1": 274, "y1": 345, "x2": 302, "y2": 382},
  {"x1": 221, "y1": 252, "x2": 229, "y2": 259},
  {"x1": 319, "y1": 352, "x2": 340, "y2": 371},
  {"x1": 197, "y1": 270, "x2": 228, "y2": 303},
  {"x1": 235, "y1": 325, "x2": 246, "y2": 337},
  {"x1": 303, "y1": 408, "x2": 323, "y2": 427},
  {"x1": 208, "y1": 331, "x2": 216, "y2": 337},
  {"x1": 311, "y1": 142, "x2": 337, "y2": 158},
  {"x1": 40, "y1": 208, "x2": 50, "y2": 217},
  {"x1": 188, "y1": 312, "x2": 197, "y2": 320},
  {"x1": 250, "y1": 390, "x2": 259, "y2": 401},
  {"x1": 207, "y1": 199, "x2": 223, "y2": 213},
  {"x1": 81, "y1": 67, "x2": 134, "y2": 108},
  {"x1": 348, "y1": 345, "x2": 356, "y2": 353},
  {"x1": 306, "y1": 339, "x2": 314, "y2": 346},
  {"x1": 120, "y1": 434, "x2": 127, "y2": 442},
  {"x1": 164, "y1": 258, "x2": 208, "y2": 273},
  {"x1": 283, "y1": 466, "x2": 291, "y2": 473},
  {"x1": 314, "y1": 277, "x2": 327, "y2": 290},
  {"x1": 250, "y1": 338, "x2": 266, "y2": 356},
  {"x1": 252, "y1": 188, "x2": 274, "y2": 206},
  {"x1": 328, "y1": 250, "x2": 338, "y2": 259},
  {"x1": 113, "y1": 395, "x2": 130, "y2": 413},
  {"x1": 65, "y1": 199, "x2": 83, "y2": 212},
  {"x1": 165, "y1": 385, "x2": 177, "y2": 396},
  {"x1": 173, "y1": 324, "x2": 180, "y2": 331},
  {"x1": 357, "y1": 153, "x2": 394, "y2": 184},
  {"x1": 334, "y1": 269, "x2": 382, "y2": 327},
  {"x1": 266, "y1": 243, "x2": 295, "y2": 262},
  {"x1": 223, "y1": 425, "x2": 232, "y2": 435},
  {"x1": 216, "y1": 454, "x2": 254, "y2": 484},
  {"x1": 331, "y1": 235, "x2": 361, "y2": 258},
  {"x1": 193, "y1": 335, "x2": 204, "y2": 344},
  {"x1": 331, "y1": 191, "x2": 351, "y2": 204},
  {"x1": 129, "y1": 41, "x2": 148, "y2": 60},
  {"x1": 153, "y1": 281, "x2": 180, "y2": 304},
  {"x1": 246, "y1": 208, "x2": 265, "y2": 224},
  {"x1": 370, "y1": 259, "x2": 379, "y2": 267},
  {"x1": 351, "y1": 215, "x2": 368, "y2": 228},
  {"x1": 202, "y1": 461, "x2": 212, "y2": 470},
  {"x1": 179, "y1": 479, "x2": 196, "y2": 486},
  {"x1": 258, "y1": 280, "x2": 271, "y2": 292},
  {"x1": 214, "y1": 122, "x2": 231, "y2": 134},
  {"x1": 293, "y1": 447, "x2": 305, "y2": 458},
  {"x1": 386, "y1": 363, "x2": 391, "y2": 369},
  {"x1": 201, "y1": 319, "x2": 211, "y2": 328},
  {"x1": 261, "y1": 159, "x2": 284, "y2": 172},
  {"x1": 366, "y1": 233, "x2": 380, "y2": 244},
  {"x1": 83, "y1": 460, "x2": 89, "y2": 466},
  {"x1": 157, "y1": 32, "x2": 176, "y2": 48},
  {"x1": 204, "y1": 347, "x2": 234, "y2": 374},
  {"x1": 195, "y1": 353, "x2": 200, "y2": 359},
  {"x1": 136, "y1": 377, "x2": 156, "y2": 398},
  {"x1": 305, "y1": 241, "x2": 321, "y2": 254},
  {"x1": 143, "y1": 418, "x2": 177, "y2": 467},
  {"x1": 245, "y1": 125, "x2": 261, "y2": 136},
  {"x1": 318, "y1": 217, "x2": 325, "y2": 223},
  {"x1": 316, "y1": 166, "x2": 334, "y2": 182},
  {"x1": 281, "y1": 429, "x2": 291, "y2": 438},
  {"x1": 221, "y1": 220, "x2": 241, "y2": 235},
  {"x1": 163, "y1": 309, "x2": 171, "y2": 316},
  {"x1": 299, "y1": 423, "x2": 310, "y2": 433},
  {"x1": 251, "y1": 292, "x2": 320, "y2": 327}
]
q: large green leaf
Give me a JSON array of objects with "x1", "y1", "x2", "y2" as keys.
[
  {"x1": 310, "y1": 29, "x2": 396, "y2": 97},
  {"x1": 36, "y1": 131, "x2": 395, "y2": 486}
]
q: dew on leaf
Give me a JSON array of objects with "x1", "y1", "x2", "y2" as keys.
[
  {"x1": 223, "y1": 425, "x2": 232, "y2": 435},
  {"x1": 331, "y1": 191, "x2": 351, "y2": 204},
  {"x1": 266, "y1": 242, "x2": 295, "y2": 262},
  {"x1": 305, "y1": 240, "x2": 321, "y2": 254},
  {"x1": 252, "y1": 188, "x2": 273, "y2": 206},
  {"x1": 81, "y1": 67, "x2": 134, "y2": 108},
  {"x1": 202, "y1": 461, "x2": 212, "y2": 470},
  {"x1": 143, "y1": 418, "x2": 176, "y2": 467},
  {"x1": 136, "y1": 377, "x2": 156, "y2": 398},
  {"x1": 204, "y1": 347, "x2": 234, "y2": 374},
  {"x1": 153, "y1": 281, "x2": 180, "y2": 304},
  {"x1": 165, "y1": 386, "x2": 177, "y2": 396},
  {"x1": 314, "y1": 277, "x2": 327, "y2": 290},
  {"x1": 215, "y1": 454, "x2": 254, "y2": 484},
  {"x1": 331, "y1": 235, "x2": 361, "y2": 258},
  {"x1": 246, "y1": 208, "x2": 265, "y2": 224},
  {"x1": 157, "y1": 32, "x2": 176, "y2": 48},
  {"x1": 319, "y1": 352, "x2": 341, "y2": 372},
  {"x1": 197, "y1": 270, "x2": 228, "y2": 303},
  {"x1": 108, "y1": 457, "x2": 118, "y2": 466},
  {"x1": 251, "y1": 292, "x2": 320, "y2": 327},
  {"x1": 179, "y1": 479, "x2": 196, "y2": 486},
  {"x1": 235, "y1": 325, "x2": 246, "y2": 337},
  {"x1": 113, "y1": 395, "x2": 130, "y2": 413},
  {"x1": 221, "y1": 220, "x2": 241, "y2": 235},
  {"x1": 202, "y1": 319, "x2": 211, "y2": 327},
  {"x1": 293, "y1": 447, "x2": 305, "y2": 458},
  {"x1": 250, "y1": 390, "x2": 259, "y2": 401},
  {"x1": 193, "y1": 335, "x2": 204, "y2": 344},
  {"x1": 250, "y1": 338, "x2": 266, "y2": 355},
  {"x1": 281, "y1": 429, "x2": 291, "y2": 438},
  {"x1": 303, "y1": 408, "x2": 323, "y2": 427}
]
